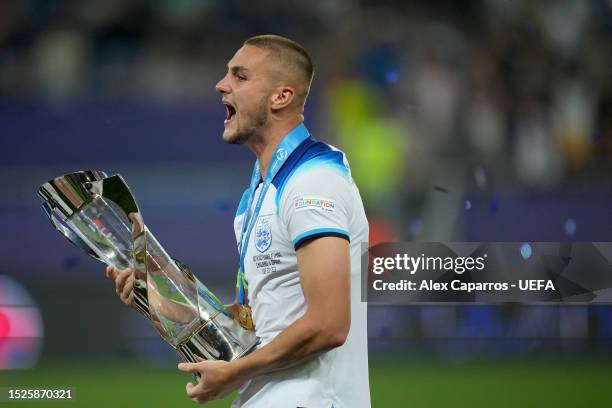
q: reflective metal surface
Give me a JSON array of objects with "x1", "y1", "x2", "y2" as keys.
[
  {"x1": 38, "y1": 170, "x2": 108, "y2": 219},
  {"x1": 38, "y1": 170, "x2": 259, "y2": 364},
  {"x1": 41, "y1": 201, "x2": 100, "y2": 260}
]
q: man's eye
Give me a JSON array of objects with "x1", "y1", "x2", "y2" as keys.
[{"x1": 234, "y1": 73, "x2": 246, "y2": 80}]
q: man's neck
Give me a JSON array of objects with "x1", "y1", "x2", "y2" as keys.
[{"x1": 248, "y1": 117, "x2": 302, "y2": 180}]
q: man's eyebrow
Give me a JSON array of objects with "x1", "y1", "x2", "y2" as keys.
[{"x1": 229, "y1": 65, "x2": 250, "y2": 75}]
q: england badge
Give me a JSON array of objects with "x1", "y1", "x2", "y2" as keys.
[{"x1": 255, "y1": 215, "x2": 272, "y2": 253}]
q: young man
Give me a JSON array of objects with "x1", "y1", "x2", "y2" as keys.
[{"x1": 107, "y1": 35, "x2": 371, "y2": 407}]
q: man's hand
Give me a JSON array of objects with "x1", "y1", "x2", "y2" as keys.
[
  {"x1": 105, "y1": 266, "x2": 135, "y2": 307},
  {"x1": 178, "y1": 358, "x2": 243, "y2": 404}
]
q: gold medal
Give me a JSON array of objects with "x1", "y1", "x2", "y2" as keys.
[{"x1": 236, "y1": 304, "x2": 255, "y2": 330}]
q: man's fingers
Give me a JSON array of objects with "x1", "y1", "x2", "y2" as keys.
[
  {"x1": 186, "y1": 382, "x2": 198, "y2": 398},
  {"x1": 121, "y1": 274, "x2": 133, "y2": 301},
  {"x1": 177, "y1": 362, "x2": 200, "y2": 374},
  {"x1": 186, "y1": 382, "x2": 200, "y2": 401},
  {"x1": 106, "y1": 266, "x2": 117, "y2": 280},
  {"x1": 115, "y1": 268, "x2": 132, "y2": 292},
  {"x1": 186, "y1": 383, "x2": 209, "y2": 403}
]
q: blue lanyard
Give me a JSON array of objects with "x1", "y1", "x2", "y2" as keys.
[{"x1": 236, "y1": 123, "x2": 310, "y2": 305}]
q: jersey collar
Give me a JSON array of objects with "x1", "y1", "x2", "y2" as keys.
[
  {"x1": 276, "y1": 122, "x2": 311, "y2": 157},
  {"x1": 255, "y1": 122, "x2": 311, "y2": 183}
]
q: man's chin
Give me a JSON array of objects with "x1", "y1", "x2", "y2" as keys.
[
  {"x1": 223, "y1": 128, "x2": 253, "y2": 145},
  {"x1": 222, "y1": 130, "x2": 240, "y2": 145}
]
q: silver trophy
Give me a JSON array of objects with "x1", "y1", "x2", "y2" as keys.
[{"x1": 38, "y1": 170, "x2": 259, "y2": 367}]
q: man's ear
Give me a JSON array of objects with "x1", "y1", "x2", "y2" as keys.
[{"x1": 270, "y1": 86, "x2": 295, "y2": 111}]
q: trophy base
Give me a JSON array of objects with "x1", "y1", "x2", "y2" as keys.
[
  {"x1": 175, "y1": 311, "x2": 260, "y2": 364},
  {"x1": 234, "y1": 337, "x2": 261, "y2": 359},
  {"x1": 183, "y1": 337, "x2": 260, "y2": 383}
]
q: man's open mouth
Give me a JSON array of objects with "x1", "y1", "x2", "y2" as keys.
[{"x1": 224, "y1": 102, "x2": 236, "y2": 124}]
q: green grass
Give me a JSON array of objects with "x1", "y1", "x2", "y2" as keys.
[
  {"x1": 370, "y1": 359, "x2": 612, "y2": 407},
  {"x1": 1, "y1": 359, "x2": 610, "y2": 407}
]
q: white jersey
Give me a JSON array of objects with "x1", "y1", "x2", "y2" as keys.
[{"x1": 231, "y1": 123, "x2": 371, "y2": 408}]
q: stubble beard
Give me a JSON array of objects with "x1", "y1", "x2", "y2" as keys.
[{"x1": 224, "y1": 97, "x2": 269, "y2": 146}]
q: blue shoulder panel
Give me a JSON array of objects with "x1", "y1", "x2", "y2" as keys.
[{"x1": 272, "y1": 136, "x2": 349, "y2": 210}]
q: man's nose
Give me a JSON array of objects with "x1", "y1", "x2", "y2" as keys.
[{"x1": 215, "y1": 76, "x2": 230, "y2": 94}]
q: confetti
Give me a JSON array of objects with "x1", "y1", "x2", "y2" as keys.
[
  {"x1": 564, "y1": 218, "x2": 577, "y2": 237},
  {"x1": 520, "y1": 243, "x2": 532, "y2": 260},
  {"x1": 386, "y1": 70, "x2": 399, "y2": 84},
  {"x1": 474, "y1": 166, "x2": 487, "y2": 189},
  {"x1": 214, "y1": 200, "x2": 233, "y2": 212},
  {"x1": 408, "y1": 219, "x2": 423, "y2": 237},
  {"x1": 488, "y1": 197, "x2": 499, "y2": 213}
]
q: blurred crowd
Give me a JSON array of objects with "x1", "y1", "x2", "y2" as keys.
[
  {"x1": 2, "y1": 0, "x2": 612, "y2": 362},
  {"x1": 1, "y1": 0, "x2": 611, "y2": 236}
]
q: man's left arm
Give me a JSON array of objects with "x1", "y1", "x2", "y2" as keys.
[{"x1": 178, "y1": 235, "x2": 351, "y2": 403}]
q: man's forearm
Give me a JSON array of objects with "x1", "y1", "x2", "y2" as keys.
[
  {"x1": 230, "y1": 310, "x2": 347, "y2": 382},
  {"x1": 228, "y1": 237, "x2": 351, "y2": 384}
]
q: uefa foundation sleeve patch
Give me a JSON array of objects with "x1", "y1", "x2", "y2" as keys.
[{"x1": 293, "y1": 196, "x2": 336, "y2": 212}]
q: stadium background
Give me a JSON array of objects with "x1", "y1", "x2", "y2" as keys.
[{"x1": 1, "y1": 0, "x2": 611, "y2": 406}]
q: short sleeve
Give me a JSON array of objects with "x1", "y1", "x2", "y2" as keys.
[{"x1": 279, "y1": 164, "x2": 353, "y2": 250}]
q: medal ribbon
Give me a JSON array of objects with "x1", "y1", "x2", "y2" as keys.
[{"x1": 236, "y1": 124, "x2": 310, "y2": 305}]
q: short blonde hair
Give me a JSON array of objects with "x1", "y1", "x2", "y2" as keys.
[{"x1": 244, "y1": 34, "x2": 314, "y2": 109}]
